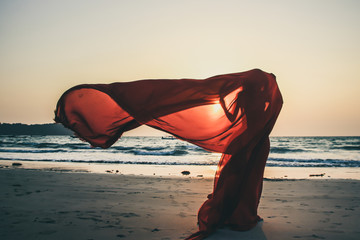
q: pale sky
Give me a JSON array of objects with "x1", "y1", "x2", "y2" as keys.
[{"x1": 0, "y1": 0, "x2": 359, "y2": 136}]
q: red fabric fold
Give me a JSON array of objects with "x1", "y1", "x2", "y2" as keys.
[{"x1": 55, "y1": 69, "x2": 282, "y2": 238}]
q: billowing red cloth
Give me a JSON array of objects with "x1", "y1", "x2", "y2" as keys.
[{"x1": 55, "y1": 69, "x2": 282, "y2": 239}]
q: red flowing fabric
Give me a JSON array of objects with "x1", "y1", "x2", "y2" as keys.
[{"x1": 54, "y1": 69, "x2": 282, "y2": 239}]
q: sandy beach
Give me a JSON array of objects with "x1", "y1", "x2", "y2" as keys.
[{"x1": 1, "y1": 166, "x2": 359, "y2": 240}]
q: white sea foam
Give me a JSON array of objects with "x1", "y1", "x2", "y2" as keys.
[{"x1": 0, "y1": 136, "x2": 359, "y2": 167}]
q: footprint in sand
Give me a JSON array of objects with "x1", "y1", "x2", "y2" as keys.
[
  {"x1": 323, "y1": 210, "x2": 334, "y2": 215},
  {"x1": 38, "y1": 230, "x2": 57, "y2": 235},
  {"x1": 293, "y1": 234, "x2": 325, "y2": 239},
  {"x1": 119, "y1": 212, "x2": 140, "y2": 218},
  {"x1": 332, "y1": 222, "x2": 342, "y2": 226},
  {"x1": 319, "y1": 218, "x2": 330, "y2": 223},
  {"x1": 37, "y1": 218, "x2": 56, "y2": 224},
  {"x1": 178, "y1": 212, "x2": 187, "y2": 218},
  {"x1": 57, "y1": 211, "x2": 70, "y2": 214}
]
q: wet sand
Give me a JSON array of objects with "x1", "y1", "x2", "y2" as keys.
[
  {"x1": 1, "y1": 167, "x2": 359, "y2": 240},
  {"x1": 1, "y1": 160, "x2": 360, "y2": 179}
]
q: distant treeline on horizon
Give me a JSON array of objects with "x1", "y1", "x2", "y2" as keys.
[{"x1": 0, "y1": 123, "x2": 73, "y2": 135}]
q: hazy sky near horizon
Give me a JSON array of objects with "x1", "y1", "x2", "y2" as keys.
[{"x1": 1, "y1": 0, "x2": 359, "y2": 136}]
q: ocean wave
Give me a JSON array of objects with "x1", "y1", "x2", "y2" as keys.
[
  {"x1": 128, "y1": 149, "x2": 188, "y2": 156},
  {"x1": 0, "y1": 145, "x2": 204, "y2": 156},
  {"x1": 1, "y1": 156, "x2": 359, "y2": 167},
  {"x1": 142, "y1": 146, "x2": 168, "y2": 151},
  {"x1": 0, "y1": 142, "x2": 90, "y2": 150},
  {"x1": 0, "y1": 157, "x2": 217, "y2": 166},
  {"x1": 330, "y1": 145, "x2": 360, "y2": 151},
  {"x1": 0, "y1": 148, "x2": 68, "y2": 153},
  {"x1": 270, "y1": 147, "x2": 306, "y2": 153},
  {"x1": 268, "y1": 158, "x2": 360, "y2": 167},
  {"x1": 112, "y1": 146, "x2": 136, "y2": 151},
  {"x1": 1, "y1": 136, "x2": 360, "y2": 168}
]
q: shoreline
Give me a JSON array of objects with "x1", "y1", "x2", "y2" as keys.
[
  {"x1": 1, "y1": 159, "x2": 360, "y2": 180},
  {"x1": 1, "y1": 168, "x2": 359, "y2": 240}
]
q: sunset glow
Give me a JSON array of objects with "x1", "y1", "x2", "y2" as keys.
[
  {"x1": 211, "y1": 102, "x2": 223, "y2": 115},
  {"x1": 1, "y1": 0, "x2": 359, "y2": 136}
]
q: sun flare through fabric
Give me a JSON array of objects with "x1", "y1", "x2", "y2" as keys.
[{"x1": 55, "y1": 69, "x2": 283, "y2": 239}]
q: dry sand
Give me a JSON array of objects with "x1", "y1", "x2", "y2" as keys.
[{"x1": 1, "y1": 167, "x2": 359, "y2": 240}]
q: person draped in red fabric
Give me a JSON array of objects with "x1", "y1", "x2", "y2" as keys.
[{"x1": 55, "y1": 69, "x2": 282, "y2": 239}]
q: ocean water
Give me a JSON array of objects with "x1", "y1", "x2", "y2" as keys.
[{"x1": 0, "y1": 136, "x2": 359, "y2": 168}]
